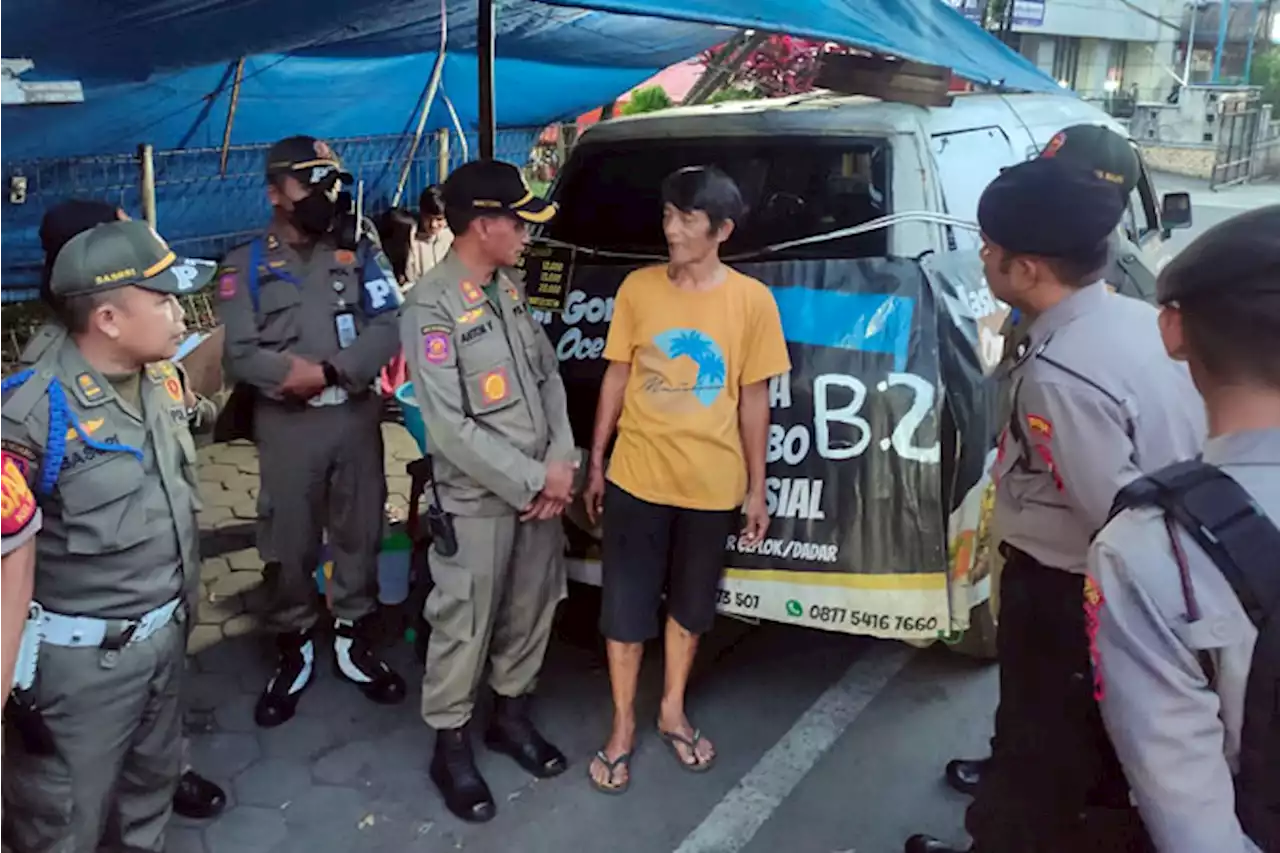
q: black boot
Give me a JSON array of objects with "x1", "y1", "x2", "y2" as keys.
[
  {"x1": 332, "y1": 615, "x2": 406, "y2": 705},
  {"x1": 430, "y1": 727, "x2": 496, "y2": 823},
  {"x1": 172, "y1": 770, "x2": 226, "y2": 819},
  {"x1": 944, "y1": 756, "x2": 990, "y2": 796},
  {"x1": 483, "y1": 693, "x2": 567, "y2": 779},
  {"x1": 254, "y1": 629, "x2": 315, "y2": 728},
  {"x1": 904, "y1": 835, "x2": 971, "y2": 853}
]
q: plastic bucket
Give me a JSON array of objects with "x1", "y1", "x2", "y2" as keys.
[{"x1": 395, "y1": 382, "x2": 428, "y2": 454}]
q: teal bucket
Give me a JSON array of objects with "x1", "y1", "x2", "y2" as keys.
[{"x1": 395, "y1": 382, "x2": 428, "y2": 454}]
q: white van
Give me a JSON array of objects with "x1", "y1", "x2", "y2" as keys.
[{"x1": 536, "y1": 91, "x2": 1187, "y2": 657}]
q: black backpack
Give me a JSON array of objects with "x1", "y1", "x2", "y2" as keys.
[{"x1": 1109, "y1": 460, "x2": 1280, "y2": 851}]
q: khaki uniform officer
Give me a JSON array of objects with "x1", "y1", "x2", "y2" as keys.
[
  {"x1": 907, "y1": 158, "x2": 1205, "y2": 853},
  {"x1": 1091, "y1": 206, "x2": 1280, "y2": 853},
  {"x1": 400, "y1": 160, "x2": 579, "y2": 824},
  {"x1": 216, "y1": 135, "x2": 407, "y2": 728},
  {"x1": 0, "y1": 220, "x2": 215, "y2": 853}
]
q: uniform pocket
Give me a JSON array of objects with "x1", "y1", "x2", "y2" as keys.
[
  {"x1": 463, "y1": 362, "x2": 522, "y2": 416},
  {"x1": 60, "y1": 456, "x2": 153, "y2": 554},
  {"x1": 257, "y1": 282, "x2": 301, "y2": 347},
  {"x1": 423, "y1": 560, "x2": 475, "y2": 642}
]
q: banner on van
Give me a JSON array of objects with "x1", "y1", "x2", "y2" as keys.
[{"x1": 545, "y1": 255, "x2": 1002, "y2": 640}]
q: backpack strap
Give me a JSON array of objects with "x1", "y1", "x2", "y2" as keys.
[{"x1": 1110, "y1": 459, "x2": 1280, "y2": 629}]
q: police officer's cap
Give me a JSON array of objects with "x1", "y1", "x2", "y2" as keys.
[
  {"x1": 978, "y1": 157, "x2": 1125, "y2": 257},
  {"x1": 50, "y1": 220, "x2": 216, "y2": 299},
  {"x1": 1157, "y1": 205, "x2": 1280, "y2": 304},
  {"x1": 266, "y1": 135, "x2": 353, "y2": 188},
  {"x1": 442, "y1": 160, "x2": 557, "y2": 224},
  {"x1": 1039, "y1": 124, "x2": 1140, "y2": 195}
]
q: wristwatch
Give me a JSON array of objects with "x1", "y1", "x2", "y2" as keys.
[{"x1": 321, "y1": 361, "x2": 340, "y2": 387}]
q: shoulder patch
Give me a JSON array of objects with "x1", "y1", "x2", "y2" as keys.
[
  {"x1": 1, "y1": 450, "x2": 38, "y2": 537},
  {"x1": 460, "y1": 279, "x2": 484, "y2": 306},
  {"x1": 217, "y1": 271, "x2": 237, "y2": 300},
  {"x1": 1026, "y1": 414, "x2": 1052, "y2": 440},
  {"x1": 422, "y1": 328, "x2": 451, "y2": 365}
]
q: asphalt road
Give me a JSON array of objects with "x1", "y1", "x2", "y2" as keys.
[{"x1": 169, "y1": 175, "x2": 1276, "y2": 853}]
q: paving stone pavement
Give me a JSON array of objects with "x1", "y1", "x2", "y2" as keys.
[{"x1": 179, "y1": 423, "x2": 442, "y2": 853}]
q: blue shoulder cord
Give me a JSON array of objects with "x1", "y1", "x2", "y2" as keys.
[{"x1": 2, "y1": 368, "x2": 144, "y2": 495}]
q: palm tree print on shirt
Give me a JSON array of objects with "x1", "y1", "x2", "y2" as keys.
[{"x1": 652, "y1": 328, "x2": 727, "y2": 407}]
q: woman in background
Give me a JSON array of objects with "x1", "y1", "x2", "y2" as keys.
[{"x1": 405, "y1": 185, "x2": 453, "y2": 284}]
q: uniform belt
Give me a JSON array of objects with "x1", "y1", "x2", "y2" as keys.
[{"x1": 36, "y1": 598, "x2": 182, "y2": 650}]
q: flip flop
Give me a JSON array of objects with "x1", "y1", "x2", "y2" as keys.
[
  {"x1": 588, "y1": 750, "x2": 633, "y2": 795},
  {"x1": 658, "y1": 727, "x2": 716, "y2": 773}
]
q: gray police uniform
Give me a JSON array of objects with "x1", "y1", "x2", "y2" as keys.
[
  {"x1": 216, "y1": 228, "x2": 401, "y2": 631},
  {"x1": 1, "y1": 329, "x2": 201, "y2": 852},
  {"x1": 1090, "y1": 429, "x2": 1276, "y2": 853},
  {"x1": 399, "y1": 253, "x2": 574, "y2": 730},
  {"x1": 995, "y1": 281, "x2": 1206, "y2": 571}
]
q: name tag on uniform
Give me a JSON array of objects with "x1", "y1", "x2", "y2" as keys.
[{"x1": 334, "y1": 311, "x2": 357, "y2": 349}]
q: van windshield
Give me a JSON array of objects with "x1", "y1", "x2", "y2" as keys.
[{"x1": 546, "y1": 137, "x2": 890, "y2": 261}]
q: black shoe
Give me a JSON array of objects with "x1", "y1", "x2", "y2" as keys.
[
  {"x1": 430, "y1": 727, "x2": 497, "y2": 823},
  {"x1": 254, "y1": 630, "x2": 315, "y2": 728},
  {"x1": 332, "y1": 616, "x2": 407, "y2": 705},
  {"x1": 172, "y1": 770, "x2": 226, "y2": 819},
  {"x1": 483, "y1": 693, "x2": 567, "y2": 779},
  {"x1": 944, "y1": 756, "x2": 989, "y2": 796},
  {"x1": 904, "y1": 835, "x2": 970, "y2": 853}
]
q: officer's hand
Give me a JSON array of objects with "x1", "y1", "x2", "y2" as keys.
[
  {"x1": 520, "y1": 494, "x2": 565, "y2": 522},
  {"x1": 543, "y1": 459, "x2": 578, "y2": 503},
  {"x1": 584, "y1": 465, "x2": 606, "y2": 526},
  {"x1": 740, "y1": 489, "x2": 769, "y2": 546},
  {"x1": 278, "y1": 356, "x2": 328, "y2": 399}
]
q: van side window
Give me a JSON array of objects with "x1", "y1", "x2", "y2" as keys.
[
  {"x1": 931, "y1": 127, "x2": 1018, "y2": 251},
  {"x1": 547, "y1": 138, "x2": 891, "y2": 261}
]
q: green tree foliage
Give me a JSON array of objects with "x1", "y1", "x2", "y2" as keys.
[
  {"x1": 620, "y1": 85, "x2": 674, "y2": 115},
  {"x1": 1250, "y1": 48, "x2": 1280, "y2": 110}
]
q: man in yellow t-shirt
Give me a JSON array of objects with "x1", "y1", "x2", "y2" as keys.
[{"x1": 583, "y1": 166, "x2": 791, "y2": 794}]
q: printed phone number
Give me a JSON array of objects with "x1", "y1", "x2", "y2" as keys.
[
  {"x1": 715, "y1": 590, "x2": 761, "y2": 612},
  {"x1": 807, "y1": 606, "x2": 939, "y2": 632}
]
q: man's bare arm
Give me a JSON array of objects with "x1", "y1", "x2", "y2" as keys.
[{"x1": 590, "y1": 361, "x2": 630, "y2": 472}]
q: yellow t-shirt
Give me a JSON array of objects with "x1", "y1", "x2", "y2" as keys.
[{"x1": 603, "y1": 265, "x2": 791, "y2": 511}]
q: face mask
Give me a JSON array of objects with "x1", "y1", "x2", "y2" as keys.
[{"x1": 289, "y1": 191, "x2": 337, "y2": 237}]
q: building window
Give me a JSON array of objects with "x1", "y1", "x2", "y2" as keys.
[{"x1": 1053, "y1": 36, "x2": 1082, "y2": 88}]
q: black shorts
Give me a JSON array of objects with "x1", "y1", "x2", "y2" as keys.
[{"x1": 599, "y1": 483, "x2": 738, "y2": 643}]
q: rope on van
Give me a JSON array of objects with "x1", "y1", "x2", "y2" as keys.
[{"x1": 537, "y1": 210, "x2": 981, "y2": 264}]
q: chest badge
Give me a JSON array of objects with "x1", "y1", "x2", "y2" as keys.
[
  {"x1": 335, "y1": 249, "x2": 357, "y2": 266},
  {"x1": 479, "y1": 367, "x2": 510, "y2": 405},
  {"x1": 164, "y1": 377, "x2": 184, "y2": 404}
]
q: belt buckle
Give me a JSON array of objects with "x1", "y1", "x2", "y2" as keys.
[{"x1": 100, "y1": 620, "x2": 139, "y2": 651}]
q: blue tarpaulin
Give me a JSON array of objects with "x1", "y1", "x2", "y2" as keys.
[{"x1": 2, "y1": 0, "x2": 1057, "y2": 160}]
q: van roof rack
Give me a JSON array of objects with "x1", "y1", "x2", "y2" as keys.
[{"x1": 814, "y1": 54, "x2": 953, "y2": 108}]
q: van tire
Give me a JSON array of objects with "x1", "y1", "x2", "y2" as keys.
[{"x1": 947, "y1": 597, "x2": 998, "y2": 661}]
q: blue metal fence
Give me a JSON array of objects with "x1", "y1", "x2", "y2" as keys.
[{"x1": 1, "y1": 127, "x2": 541, "y2": 303}]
